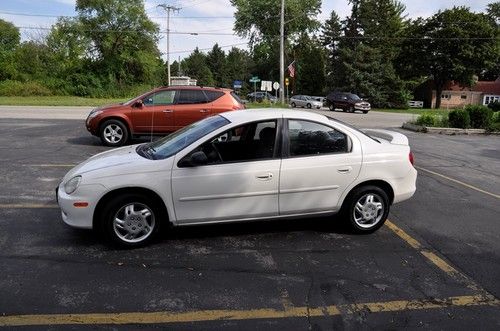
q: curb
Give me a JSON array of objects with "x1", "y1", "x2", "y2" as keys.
[{"x1": 402, "y1": 122, "x2": 498, "y2": 135}]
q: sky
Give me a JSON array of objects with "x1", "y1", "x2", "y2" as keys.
[{"x1": 0, "y1": 0, "x2": 494, "y2": 60}]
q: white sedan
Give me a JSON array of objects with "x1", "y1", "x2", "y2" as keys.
[{"x1": 57, "y1": 109, "x2": 417, "y2": 247}]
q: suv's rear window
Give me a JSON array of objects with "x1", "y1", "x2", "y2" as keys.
[
  {"x1": 230, "y1": 92, "x2": 243, "y2": 104},
  {"x1": 204, "y1": 90, "x2": 225, "y2": 102}
]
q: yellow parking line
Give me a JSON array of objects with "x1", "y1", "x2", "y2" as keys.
[
  {"x1": 0, "y1": 295, "x2": 497, "y2": 326},
  {"x1": 386, "y1": 220, "x2": 496, "y2": 297},
  {"x1": 416, "y1": 166, "x2": 500, "y2": 200},
  {"x1": 0, "y1": 204, "x2": 58, "y2": 209}
]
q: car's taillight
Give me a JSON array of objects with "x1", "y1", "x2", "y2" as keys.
[{"x1": 409, "y1": 151, "x2": 414, "y2": 166}]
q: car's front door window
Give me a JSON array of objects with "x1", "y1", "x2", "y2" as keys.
[
  {"x1": 143, "y1": 90, "x2": 176, "y2": 106},
  {"x1": 182, "y1": 120, "x2": 277, "y2": 165}
]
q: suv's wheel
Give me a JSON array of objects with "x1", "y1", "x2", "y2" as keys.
[
  {"x1": 291, "y1": 102, "x2": 296, "y2": 108},
  {"x1": 307, "y1": 103, "x2": 312, "y2": 109},
  {"x1": 101, "y1": 194, "x2": 162, "y2": 247},
  {"x1": 342, "y1": 185, "x2": 389, "y2": 233},
  {"x1": 348, "y1": 106, "x2": 354, "y2": 113},
  {"x1": 363, "y1": 110, "x2": 369, "y2": 114},
  {"x1": 100, "y1": 119, "x2": 129, "y2": 147},
  {"x1": 329, "y1": 103, "x2": 335, "y2": 111}
]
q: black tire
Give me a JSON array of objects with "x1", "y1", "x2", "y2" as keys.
[
  {"x1": 100, "y1": 193, "x2": 164, "y2": 248},
  {"x1": 291, "y1": 102, "x2": 296, "y2": 108},
  {"x1": 329, "y1": 103, "x2": 335, "y2": 111},
  {"x1": 363, "y1": 110, "x2": 369, "y2": 114},
  {"x1": 341, "y1": 185, "x2": 390, "y2": 234},
  {"x1": 307, "y1": 103, "x2": 312, "y2": 109},
  {"x1": 348, "y1": 106, "x2": 354, "y2": 113},
  {"x1": 100, "y1": 119, "x2": 129, "y2": 147}
]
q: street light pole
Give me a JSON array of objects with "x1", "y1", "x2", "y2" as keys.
[
  {"x1": 279, "y1": 0, "x2": 285, "y2": 104},
  {"x1": 158, "y1": 4, "x2": 180, "y2": 86}
]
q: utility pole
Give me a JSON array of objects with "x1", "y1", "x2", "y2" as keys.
[
  {"x1": 158, "y1": 3, "x2": 181, "y2": 86},
  {"x1": 279, "y1": 0, "x2": 285, "y2": 104}
]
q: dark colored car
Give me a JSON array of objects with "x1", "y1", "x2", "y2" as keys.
[
  {"x1": 247, "y1": 91, "x2": 277, "y2": 103},
  {"x1": 326, "y1": 92, "x2": 371, "y2": 113},
  {"x1": 86, "y1": 86, "x2": 245, "y2": 146}
]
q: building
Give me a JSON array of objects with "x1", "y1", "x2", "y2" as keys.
[
  {"x1": 170, "y1": 76, "x2": 197, "y2": 86},
  {"x1": 414, "y1": 78, "x2": 500, "y2": 109}
]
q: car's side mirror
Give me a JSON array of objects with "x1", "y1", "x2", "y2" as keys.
[
  {"x1": 134, "y1": 100, "x2": 143, "y2": 108},
  {"x1": 179, "y1": 151, "x2": 208, "y2": 167}
]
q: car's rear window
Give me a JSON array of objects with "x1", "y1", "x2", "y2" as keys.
[
  {"x1": 204, "y1": 90, "x2": 225, "y2": 102},
  {"x1": 177, "y1": 89, "x2": 208, "y2": 104},
  {"x1": 327, "y1": 116, "x2": 380, "y2": 143},
  {"x1": 230, "y1": 92, "x2": 243, "y2": 104}
]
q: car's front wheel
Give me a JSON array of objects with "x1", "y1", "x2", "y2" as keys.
[
  {"x1": 101, "y1": 194, "x2": 162, "y2": 247},
  {"x1": 307, "y1": 103, "x2": 312, "y2": 109},
  {"x1": 100, "y1": 119, "x2": 129, "y2": 147},
  {"x1": 329, "y1": 103, "x2": 335, "y2": 111},
  {"x1": 291, "y1": 102, "x2": 296, "y2": 108},
  {"x1": 342, "y1": 186, "x2": 389, "y2": 233}
]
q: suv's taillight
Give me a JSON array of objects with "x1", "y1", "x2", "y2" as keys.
[{"x1": 409, "y1": 151, "x2": 414, "y2": 166}]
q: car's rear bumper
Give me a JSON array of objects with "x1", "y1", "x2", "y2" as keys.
[{"x1": 392, "y1": 167, "x2": 417, "y2": 204}]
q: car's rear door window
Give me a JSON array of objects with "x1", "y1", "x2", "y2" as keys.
[
  {"x1": 177, "y1": 90, "x2": 208, "y2": 104},
  {"x1": 288, "y1": 120, "x2": 348, "y2": 156}
]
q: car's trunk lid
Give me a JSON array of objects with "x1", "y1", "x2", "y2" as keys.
[{"x1": 361, "y1": 129, "x2": 409, "y2": 145}]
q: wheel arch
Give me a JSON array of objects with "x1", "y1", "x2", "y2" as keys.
[
  {"x1": 99, "y1": 116, "x2": 133, "y2": 136},
  {"x1": 341, "y1": 180, "x2": 395, "y2": 208},
  {"x1": 93, "y1": 187, "x2": 170, "y2": 229}
]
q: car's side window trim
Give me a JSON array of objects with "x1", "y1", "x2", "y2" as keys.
[
  {"x1": 283, "y1": 118, "x2": 352, "y2": 159},
  {"x1": 177, "y1": 118, "x2": 284, "y2": 168}
]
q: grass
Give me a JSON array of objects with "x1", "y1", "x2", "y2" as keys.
[
  {"x1": 372, "y1": 108, "x2": 451, "y2": 116},
  {"x1": 0, "y1": 96, "x2": 127, "y2": 106}
]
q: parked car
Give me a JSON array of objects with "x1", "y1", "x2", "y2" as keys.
[
  {"x1": 247, "y1": 91, "x2": 277, "y2": 103},
  {"x1": 310, "y1": 96, "x2": 326, "y2": 105},
  {"x1": 57, "y1": 109, "x2": 417, "y2": 247},
  {"x1": 326, "y1": 92, "x2": 371, "y2": 113},
  {"x1": 85, "y1": 86, "x2": 245, "y2": 147},
  {"x1": 290, "y1": 95, "x2": 323, "y2": 109}
]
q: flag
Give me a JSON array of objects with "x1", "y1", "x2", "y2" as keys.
[{"x1": 287, "y1": 61, "x2": 296, "y2": 78}]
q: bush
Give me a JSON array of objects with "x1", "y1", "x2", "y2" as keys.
[
  {"x1": 0, "y1": 80, "x2": 52, "y2": 96},
  {"x1": 487, "y1": 101, "x2": 500, "y2": 112},
  {"x1": 465, "y1": 105, "x2": 493, "y2": 129},
  {"x1": 448, "y1": 109, "x2": 470, "y2": 129},
  {"x1": 415, "y1": 113, "x2": 437, "y2": 126}
]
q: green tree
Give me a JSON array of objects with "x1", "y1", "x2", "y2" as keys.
[
  {"x1": 399, "y1": 7, "x2": 499, "y2": 108},
  {"x1": 0, "y1": 19, "x2": 20, "y2": 80},
  {"x1": 293, "y1": 34, "x2": 325, "y2": 95},
  {"x1": 207, "y1": 44, "x2": 227, "y2": 87},
  {"x1": 225, "y1": 47, "x2": 252, "y2": 89},
  {"x1": 75, "y1": 0, "x2": 163, "y2": 86},
  {"x1": 181, "y1": 48, "x2": 214, "y2": 86},
  {"x1": 321, "y1": 11, "x2": 342, "y2": 89}
]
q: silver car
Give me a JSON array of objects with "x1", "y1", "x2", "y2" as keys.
[{"x1": 290, "y1": 95, "x2": 323, "y2": 109}]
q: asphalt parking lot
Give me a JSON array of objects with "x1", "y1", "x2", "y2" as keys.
[{"x1": 0, "y1": 110, "x2": 499, "y2": 329}]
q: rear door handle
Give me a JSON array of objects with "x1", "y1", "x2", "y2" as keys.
[
  {"x1": 256, "y1": 173, "x2": 273, "y2": 180},
  {"x1": 200, "y1": 109, "x2": 209, "y2": 113},
  {"x1": 163, "y1": 109, "x2": 173, "y2": 113},
  {"x1": 337, "y1": 167, "x2": 352, "y2": 174}
]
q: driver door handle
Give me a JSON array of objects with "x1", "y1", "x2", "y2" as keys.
[
  {"x1": 163, "y1": 109, "x2": 173, "y2": 113},
  {"x1": 337, "y1": 167, "x2": 352, "y2": 174}
]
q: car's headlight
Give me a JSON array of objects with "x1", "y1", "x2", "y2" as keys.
[
  {"x1": 87, "y1": 110, "x2": 103, "y2": 120},
  {"x1": 64, "y1": 176, "x2": 82, "y2": 195}
]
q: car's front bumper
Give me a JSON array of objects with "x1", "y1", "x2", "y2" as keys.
[
  {"x1": 354, "y1": 105, "x2": 371, "y2": 111},
  {"x1": 57, "y1": 182, "x2": 108, "y2": 229}
]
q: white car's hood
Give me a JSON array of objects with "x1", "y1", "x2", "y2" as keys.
[{"x1": 63, "y1": 145, "x2": 152, "y2": 182}]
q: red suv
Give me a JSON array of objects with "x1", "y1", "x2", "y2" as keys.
[{"x1": 86, "y1": 86, "x2": 245, "y2": 146}]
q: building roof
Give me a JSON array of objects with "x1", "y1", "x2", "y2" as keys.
[{"x1": 444, "y1": 77, "x2": 500, "y2": 95}]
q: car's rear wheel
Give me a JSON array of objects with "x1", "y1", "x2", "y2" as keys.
[
  {"x1": 342, "y1": 186, "x2": 389, "y2": 233},
  {"x1": 101, "y1": 194, "x2": 162, "y2": 247},
  {"x1": 291, "y1": 102, "x2": 296, "y2": 108},
  {"x1": 100, "y1": 119, "x2": 129, "y2": 147},
  {"x1": 329, "y1": 103, "x2": 335, "y2": 111},
  {"x1": 348, "y1": 106, "x2": 354, "y2": 113},
  {"x1": 363, "y1": 110, "x2": 369, "y2": 114}
]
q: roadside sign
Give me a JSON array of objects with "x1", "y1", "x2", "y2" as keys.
[
  {"x1": 285, "y1": 78, "x2": 289, "y2": 86},
  {"x1": 233, "y1": 80, "x2": 242, "y2": 89},
  {"x1": 273, "y1": 82, "x2": 280, "y2": 90},
  {"x1": 261, "y1": 81, "x2": 272, "y2": 92},
  {"x1": 249, "y1": 76, "x2": 260, "y2": 83}
]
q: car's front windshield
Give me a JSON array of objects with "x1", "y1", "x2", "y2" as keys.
[
  {"x1": 138, "y1": 115, "x2": 230, "y2": 160},
  {"x1": 348, "y1": 94, "x2": 361, "y2": 101}
]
